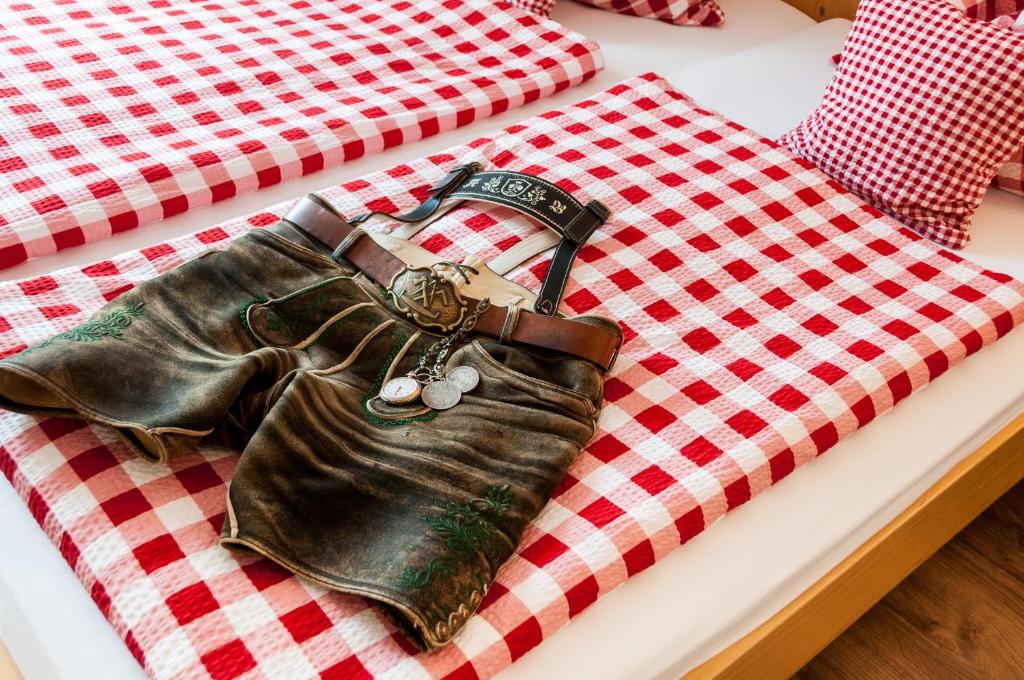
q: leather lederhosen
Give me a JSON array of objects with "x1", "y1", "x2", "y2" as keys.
[{"x1": 0, "y1": 165, "x2": 622, "y2": 650}]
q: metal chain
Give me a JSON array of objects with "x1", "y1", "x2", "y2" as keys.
[{"x1": 411, "y1": 297, "x2": 490, "y2": 383}]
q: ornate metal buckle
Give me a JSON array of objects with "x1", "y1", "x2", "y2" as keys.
[{"x1": 388, "y1": 264, "x2": 468, "y2": 332}]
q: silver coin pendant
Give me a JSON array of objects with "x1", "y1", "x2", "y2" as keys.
[
  {"x1": 379, "y1": 376, "x2": 422, "y2": 405},
  {"x1": 447, "y1": 365, "x2": 480, "y2": 393},
  {"x1": 421, "y1": 379, "x2": 462, "y2": 410}
]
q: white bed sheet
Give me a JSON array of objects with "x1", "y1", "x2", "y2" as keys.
[{"x1": 7, "y1": 10, "x2": 1024, "y2": 680}]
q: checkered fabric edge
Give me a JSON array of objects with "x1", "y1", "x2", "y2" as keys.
[
  {"x1": 995, "y1": 148, "x2": 1024, "y2": 196},
  {"x1": 783, "y1": 0, "x2": 1024, "y2": 249},
  {"x1": 2, "y1": 72, "x2": 1024, "y2": 680},
  {"x1": 506, "y1": 0, "x2": 556, "y2": 16},
  {"x1": 568, "y1": 0, "x2": 724, "y2": 26},
  {"x1": 0, "y1": 0, "x2": 601, "y2": 271}
]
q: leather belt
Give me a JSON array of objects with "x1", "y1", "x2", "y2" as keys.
[{"x1": 283, "y1": 194, "x2": 623, "y2": 371}]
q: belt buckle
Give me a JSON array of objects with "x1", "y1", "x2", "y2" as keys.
[{"x1": 388, "y1": 264, "x2": 468, "y2": 332}]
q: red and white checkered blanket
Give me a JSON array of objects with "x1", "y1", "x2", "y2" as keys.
[
  {"x1": 0, "y1": 0, "x2": 600, "y2": 271},
  {"x1": 2, "y1": 74, "x2": 1022, "y2": 679}
]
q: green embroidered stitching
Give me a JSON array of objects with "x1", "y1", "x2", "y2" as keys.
[
  {"x1": 253, "y1": 276, "x2": 353, "y2": 340},
  {"x1": 239, "y1": 295, "x2": 269, "y2": 346},
  {"x1": 265, "y1": 292, "x2": 331, "y2": 339},
  {"x1": 241, "y1": 286, "x2": 362, "y2": 349},
  {"x1": 263, "y1": 293, "x2": 359, "y2": 345},
  {"x1": 20, "y1": 302, "x2": 145, "y2": 355},
  {"x1": 397, "y1": 484, "x2": 512, "y2": 590},
  {"x1": 360, "y1": 332, "x2": 438, "y2": 427}
]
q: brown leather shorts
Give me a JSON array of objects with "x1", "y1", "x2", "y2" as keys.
[{"x1": 0, "y1": 219, "x2": 616, "y2": 649}]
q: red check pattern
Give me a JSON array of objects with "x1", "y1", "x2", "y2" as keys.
[
  {"x1": 966, "y1": 2, "x2": 1024, "y2": 198},
  {"x1": 0, "y1": 0, "x2": 601, "y2": 271},
  {"x1": 784, "y1": 0, "x2": 1024, "y2": 249},
  {"x1": 508, "y1": 0, "x2": 556, "y2": 16},
  {"x1": 2, "y1": 74, "x2": 1023, "y2": 680},
  {"x1": 963, "y1": 0, "x2": 1024, "y2": 18},
  {"x1": 828, "y1": 1, "x2": 1024, "y2": 199},
  {"x1": 569, "y1": 0, "x2": 724, "y2": 26},
  {"x1": 996, "y1": 149, "x2": 1024, "y2": 196},
  {"x1": 993, "y1": 6, "x2": 1024, "y2": 197}
]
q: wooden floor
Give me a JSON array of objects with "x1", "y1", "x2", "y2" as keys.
[{"x1": 795, "y1": 480, "x2": 1024, "y2": 679}]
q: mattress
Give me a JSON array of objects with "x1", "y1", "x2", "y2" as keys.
[
  {"x1": 504, "y1": 22, "x2": 1024, "y2": 679},
  {"x1": 5, "y1": 67, "x2": 1023, "y2": 679},
  {"x1": 1, "y1": 0, "x2": 815, "y2": 284},
  {"x1": 5, "y1": 9, "x2": 1022, "y2": 680},
  {"x1": 0, "y1": 0, "x2": 602, "y2": 271}
]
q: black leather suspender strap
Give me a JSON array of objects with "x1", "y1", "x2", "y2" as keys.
[
  {"x1": 448, "y1": 169, "x2": 608, "y2": 242},
  {"x1": 448, "y1": 170, "x2": 609, "y2": 315},
  {"x1": 347, "y1": 162, "x2": 483, "y2": 227},
  {"x1": 345, "y1": 163, "x2": 610, "y2": 315}
]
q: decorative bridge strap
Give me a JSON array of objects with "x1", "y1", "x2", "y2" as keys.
[{"x1": 347, "y1": 163, "x2": 610, "y2": 316}]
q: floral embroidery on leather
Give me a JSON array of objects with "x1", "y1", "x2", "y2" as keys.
[
  {"x1": 397, "y1": 484, "x2": 512, "y2": 590},
  {"x1": 523, "y1": 185, "x2": 546, "y2": 205},
  {"x1": 21, "y1": 302, "x2": 145, "y2": 355}
]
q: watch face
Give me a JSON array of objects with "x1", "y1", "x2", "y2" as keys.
[{"x1": 379, "y1": 376, "x2": 421, "y2": 405}]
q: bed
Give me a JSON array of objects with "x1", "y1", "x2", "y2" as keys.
[{"x1": 3, "y1": 2, "x2": 1024, "y2": 679}]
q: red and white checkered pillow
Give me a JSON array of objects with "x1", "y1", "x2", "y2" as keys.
[
  {"x1": 831, "y1": 2, "x2": 1024, "y2": 62},
  {"x1": 963, "y1": 0, "x2": 1024, "y2": 18},
  {"x1": 996, "y1": 149, "x2": 1024, "y2": 194},
  {"x1": 569, "y1": 0, "x2": 724, "y2": 26},
  {"x1": 830, "y1": 2, "x2": 1024, "y2": 199},
  {"x1": 994, "y1": 7, "x2": 1024, "y2": 196},
  {"x1": 992, "y1": 8, "x2": 1024, "y2": 197},
  {"x1": 508, "y1": 0, "x2": 556, "y2": 16},
  {"x1": 784, "y1": 0, "x2": 1024, "y2": 249}
]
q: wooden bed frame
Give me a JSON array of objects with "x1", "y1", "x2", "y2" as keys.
[
  {"x1": 0, "y1": 641, "x2": 20, "y2": 680},
  {"x1": 785, "y1": 0, "x2": 861, "y2": 21},
  {"x1": 688, "y1": 410, "x2": 1024, "y2": 678}
]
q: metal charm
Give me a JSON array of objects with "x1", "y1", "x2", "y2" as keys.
[
  {"x1": 447, "y1": 365, "x2": 480, "y2": 393},
  {"x1": 389, "y1": 264, "x2": 467, "y2": 332},
  {"x1": 380, "y1": 376, "x2": 422, "y2": 405},
  {"x1": 421, "y1": 380, "x2": 462, "y2": 410},
  {"x1": 386, "y1": 297, "x2": 490, "y2": 413}
]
